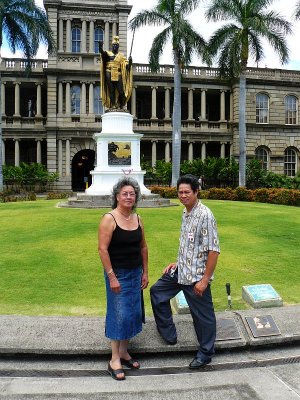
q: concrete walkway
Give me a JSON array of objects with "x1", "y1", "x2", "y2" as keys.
[{"x1": 0, "y1": 305, "x2": 299, "y2": 355}]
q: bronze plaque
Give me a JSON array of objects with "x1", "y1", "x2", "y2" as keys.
[
  {"x1": 216, "y1": 318, "x2": 241, "y2": 341},
  {"x1": 245, "y1": 315, "x2": 281, "y2": 338}
]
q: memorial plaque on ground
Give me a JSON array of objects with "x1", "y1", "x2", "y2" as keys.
[
  {"x1": 216, "y1": 318, "x2": 241, "y2": 341},
  {"x1": 242, "y1": 284, "x2": 283, "y2": 308},
  {"x1": 245, "y1": 315, "x2": 281, "y2": 338}
]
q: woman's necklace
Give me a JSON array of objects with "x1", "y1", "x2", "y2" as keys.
[{"x1": 117, "y1": 208, "x2": 132, "y2": 221}]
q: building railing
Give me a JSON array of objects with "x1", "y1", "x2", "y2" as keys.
[
  {"x1": 2, "y1": 57, "x2": 300, "y2": 82},
  {"x1": 1, "y1": 58, "x2": 48, "y2": 71}
]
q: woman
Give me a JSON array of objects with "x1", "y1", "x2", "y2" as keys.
[{"x1": 98, "y1": 177, "x2": 149, "y2": 381}]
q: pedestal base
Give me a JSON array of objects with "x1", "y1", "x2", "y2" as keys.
[{"x1": 85, "y1": 170, "x2": 150, "y2": 195}]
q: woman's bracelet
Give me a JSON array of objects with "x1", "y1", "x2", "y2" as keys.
[
  {"x1": 106, "y1": 269, "x2": 114, "y2": 275},
  {"x1": 109, "y1": 277, "x2": 117, "y2": 282}
]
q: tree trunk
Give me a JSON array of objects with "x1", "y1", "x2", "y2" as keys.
[
  {"x1": 238, "y1": 72, "x2": 246, "y2": 187},
  {"x1": 171, "y1": 50, "x2": 182, "y2": 187},
  {"x1": 0, "y1": 47, "x2": 3, "y2": 192}
]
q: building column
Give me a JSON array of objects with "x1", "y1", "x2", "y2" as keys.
[
  {"x1": 65, "y1": 82, "x2": 71, "y2": 115},
  {"x1": 104, "y1": 21, "x2": 110, "y2": 50},
  {"x1": 58, "y1": 139, "x2": 63, "y2": 175},
  {"x1": 2, "y1": 140, "x2": 5, "y2": 165},
  {"x1": 131, "y1": 86, "x2": 136, "y2": 117},
  {"x1": 36, "y1": 140, "x2": 42, "y2": 163},
  {"x1": 14, "y1": 82, "x2": 20, "y2": 117},
  {"x1": 81, "y1": 82, "x2": 87, "y2": 114},
  {"x1": 220, "y1": 142, "x2": 226, "y2": 159},
  {"x1": 88, "y1": 82, "x2": 94, "y2": 114},
  {"x1": 89, "y1": 20, "x2": 95, "y2": 53},
  {"x1": 201, "y1": 142, "x2": 207, "y2": 161},
  {"x1": 188, "y1": 142, "x2": 194, "y2": 161},
  {"x1": 151, "y1": 140, "x2": 157, "y2": 167},
  {"x1": 1, "y1": 83, "x2": 6, "y2": 116},
  {"x1": 14, "y1": 139, "x2": 20, "y2": 166},
  {"x1": 36, "y1": 83, "x2": 42, "y2": 117},
  {"x1": 81, "y1": 19, "x2": 87, "y2": 53},
  {"x1": 58, "y1": 19, "x2": 64, "y2": 52},
  {"x1": 66, "y1": 19, "x2": 72, "y2": 52},
  {"x1": 220, "y1": 90, "x2": 226, "y2": 122},
  {"x1": 66, "y1": 139, "x2": 71, "y2": 176},
  {"x1": 151, "y1": 86, "x2": 157, "y2": 119},
  {"x1": 201, "y1": 89, "x2": 206, "y2": 120},
  {"x1": 188, "y1": 88, "x2": 194, "y2": 120},
  {"x1": 112, "y1": 22, "x2": 117, "y2": 38},
  {"x1": 230, "y1": 92, "x2": 233, "y2": 122},
  {"x1": 164, "y1": 87, "x2": 170, "y2": 119},
  {"x1": 58, "y1": 82, "x2": 63, "y2": 114},
  {"x1": 165, "y1": 141, "x2": 170, "y2": 162}
]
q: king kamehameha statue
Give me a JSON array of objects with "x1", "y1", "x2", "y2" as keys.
[
  {"x1": 81, "y1": 35, "x2": 151, "y2": 200},
  {"x1": 99, "y1": 36, "x2": 133, "y2": 110},
  {"x1": 63, "y1": 35, "x2": 171, "y2": 207}
]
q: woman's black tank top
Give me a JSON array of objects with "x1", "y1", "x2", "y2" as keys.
[{"x1": 107, "y1": 213, "x2": 143, "y2": 269}]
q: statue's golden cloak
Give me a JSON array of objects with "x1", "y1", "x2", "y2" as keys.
[{"x1": 100, "y1": 51, "x2": 133, "y2": 109}]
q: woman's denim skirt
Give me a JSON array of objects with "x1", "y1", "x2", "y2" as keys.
[{"x1": 105, "y1": 267, "x2": 143, "y2": 340}]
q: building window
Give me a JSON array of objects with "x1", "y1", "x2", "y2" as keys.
[
  {"x1": 255, "y1": 147, "x2": 269, "y2": 170},
  {"x1": 285, "y1": 95, "x2": 297, "y2": 125},
  {"x1": 72, "y1": 27, "x2": 81, "y2": 53},
  {"x1": 94, "y1": 86, "x2": 103, "y2": 114},
  {"x1": 256, "y1": 93, "x2": 269, "y2": 124},
  {"x1": 284, "y1": 148, "x2": 297, "y2": 177},
  {"x1": 71, "y1": 85, "x2": 81, "y2": 115},
  {"x1": 94, "y1": 27, "x2": 104, "y2": 53}
]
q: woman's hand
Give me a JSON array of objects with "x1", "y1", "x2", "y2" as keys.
[
  {"x1": 163, "y1": 263, "x2": 176, "y2": 275},
  {"x1": 141, "y1": 272, "x2": 149, "y2": 289},
  {"x1": 110, "y1": 277, "x2": 121, "y2": 294}
]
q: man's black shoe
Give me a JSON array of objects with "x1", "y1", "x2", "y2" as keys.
[
  {"x1": 188, "y1": 358, "x2": 211, "y2": 369},
  {"x1": 164, "y1": 338, "x2": 177, "y2": 346}
]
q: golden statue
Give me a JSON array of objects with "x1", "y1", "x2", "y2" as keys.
[{"x1": 99, "y1": 36, "x2": 133, "y2": 110}]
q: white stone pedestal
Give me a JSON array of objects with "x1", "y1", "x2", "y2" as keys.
[{"x1": 85, "y1": 111, "x2": 150, "y2": 195}]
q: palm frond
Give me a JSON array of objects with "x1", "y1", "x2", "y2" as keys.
[
  {"x1": 295, "y1": 1, "x2": 300, "y2": 19},
  {"x1": 129, "y1": 9, "x2": 170, "y2": 31},
  {"x1": 149, "y1": 28, "x2": 171, "y2": 72}
]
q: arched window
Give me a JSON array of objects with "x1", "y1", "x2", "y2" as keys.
[
  {"x1": 256, "y1": 93, "x2": 269, "y2": 124},
  {"x1": 255, "y1": 147, "x2": 269, "y2": 170},
  {"x1": 285, "y1": 95, "x2": 298, "y2": 125},
  {"x1": 94, "y1": 86, "x2": 103, "y2": 114},
  {"x1": 284, "y1": 148, "x2": 297, "y2": 177},
  {"x1": 72, "y1": 27, "x2": 81, "y2": 53},
  {"x1": 71, "y1": 85, "x2": 81, "y2": 115},
  {"x1": 94, "y1": 27, "x2": 104, "y2": 53}
]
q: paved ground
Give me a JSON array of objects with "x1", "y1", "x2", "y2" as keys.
[{"x1": 0, "y1": 305, "x2": 299, "y2": 399}]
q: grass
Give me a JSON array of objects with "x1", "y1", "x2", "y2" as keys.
[{"x1": 0, "y1": 199, "x2": 299, "y2": 316}]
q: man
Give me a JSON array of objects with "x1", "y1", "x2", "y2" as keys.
[
  {"x1": 99, "y1": 36, "x2": 133, "y2": 110},
  {"x1": 150, "y1": 174, "x2": 220, "y2": 368}
]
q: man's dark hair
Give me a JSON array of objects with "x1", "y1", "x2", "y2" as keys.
[{"x1": 177, "y1": 174, "x2": 199, "y2": 192}]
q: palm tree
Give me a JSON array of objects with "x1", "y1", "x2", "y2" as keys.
[
  {"x1": 129, "y1": 0, "x2": 208, "y2": 186},
  {"x1": 295, "y1": 1, "x2": 300, "y2": 19},
  {"x1": 0, "y1": 0, "x2": 55, "y2": 191},
  {"x1": 206, "y1": 0, "x2": 291, "y2": 187}
]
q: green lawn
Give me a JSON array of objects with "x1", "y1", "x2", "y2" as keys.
[{"x1": 0, "y1": 199, "x2": 299, "y2": 316}]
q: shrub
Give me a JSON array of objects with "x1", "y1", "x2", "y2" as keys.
[
  {"x1": 0, "y1": 191, "x2": 36, "y2": 203},
  {"x1": 147, "y1": 186, "x2": 299, "y2": 207},
  {"x1": 46, "y1": 192, "x2": 73, "y2": 200}
]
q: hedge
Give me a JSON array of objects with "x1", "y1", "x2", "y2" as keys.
[{"x1": 149, "y1": 186, "x2": 300, "y2": 207}]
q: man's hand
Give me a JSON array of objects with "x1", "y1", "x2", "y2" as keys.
[{"x1": 194, "y1": 277, "x2": 210, "y2": 296}]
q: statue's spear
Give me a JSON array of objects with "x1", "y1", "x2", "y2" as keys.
[{"x1": 129, "y1": 27, "x2": 136, "y2": 59}]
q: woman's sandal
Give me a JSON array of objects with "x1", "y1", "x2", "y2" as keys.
[
  {"x1": 120, "y1": 358, "x2": 140, "y2": 369},
  {"x1": 107, "y1": 362, "x2": 126, "y2": 380}
]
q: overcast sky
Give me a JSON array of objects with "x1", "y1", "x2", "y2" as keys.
[{"x1": 2, "y1": 0, "x2": 300, "y2": 70}]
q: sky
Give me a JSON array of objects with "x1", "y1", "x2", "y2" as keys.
[{"x1": 2, "y1": 0, "x2": 300, "y2": 71}]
